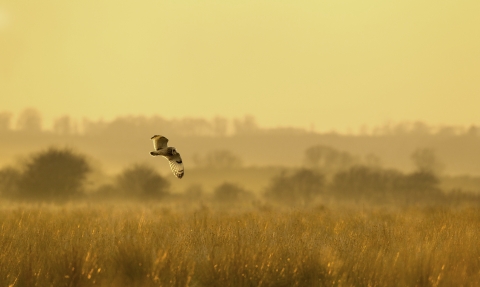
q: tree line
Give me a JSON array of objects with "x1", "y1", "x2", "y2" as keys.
[
  {"x1": 1, "y1": 145, "x2": 477, "y2": 206},
  {"x1": 1, "y1": 109, "x2": 479, "y2": 137}
]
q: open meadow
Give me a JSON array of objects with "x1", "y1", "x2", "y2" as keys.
[{"x1": 1, "y1": 203, "x2": 479, "y2": 287}]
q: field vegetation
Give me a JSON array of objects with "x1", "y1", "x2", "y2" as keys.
[{"x1": 0, "y1": 203, "x2": 479, "y2": 286}]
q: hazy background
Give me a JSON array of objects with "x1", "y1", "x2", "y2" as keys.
[
  {"x1": 1, "y1": 1, "x2": 480, "y2": 196},
  {"x1": 1, "y1": 0, "x2": 479, "y2": 132}
]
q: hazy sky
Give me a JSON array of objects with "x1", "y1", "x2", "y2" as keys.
[{"x1": 1, "y1": 0, "x2": 479, "y2": 132}]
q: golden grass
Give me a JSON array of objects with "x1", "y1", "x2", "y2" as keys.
[{"x1": 0, "y1": 204, "x2": 479, "y2": 286}]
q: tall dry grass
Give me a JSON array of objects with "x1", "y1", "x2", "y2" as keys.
[{"x1": 0, "y1": 203, "x2": 479, "y2": 286}]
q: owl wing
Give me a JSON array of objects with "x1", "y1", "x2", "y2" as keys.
[
  {"x1": 151, "y1": 135, "x2": 168, "y2": 151},
  {"x1": 168, "y1": 153, "x2": 184, "y2": 179}
]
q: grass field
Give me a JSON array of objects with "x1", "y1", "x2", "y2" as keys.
[{"x1": 1, "y1": 203, "x2": 479, "y2": 286}]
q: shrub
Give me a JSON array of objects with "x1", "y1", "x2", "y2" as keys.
[
  {"x1": 264, "y1": 169, "x2": 325, "y2": 206},
  {"x1": 213, "y1": 182, "x2": 251, "y2": 203},
  {"x1": 331, "y1": 166, "x2": 443, "y2": 202},
  {"x1": 399, "y1": 171, "x2": 443, "y2": 202},
  {"x1": 16, "y1": 147, "x2": 91, "y2": 202},
  {"x1": 331, "y1": 166, "x2": 404, "y2": 199},
  {"x1": 116, "y1": 164, "x2": 170, "y2": 200},
  {"x1": 411, "y1": 148, "x2": 444, "y2": 175},
  {"x1": 402, "y1": 171, "x2": 439, "y2": 191}
]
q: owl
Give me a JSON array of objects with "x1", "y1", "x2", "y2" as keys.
[{"x1": 150, "y1": 135, "x2": 184, "y2": 178}]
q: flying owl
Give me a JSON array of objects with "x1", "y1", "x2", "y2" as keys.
[{"x1": 150, "y1": 135, "x2": 184, "y2": 178}]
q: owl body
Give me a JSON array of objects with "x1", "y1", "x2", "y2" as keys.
[{"x1": 150, "y1": 147, "x2": 178, "y2": 158}]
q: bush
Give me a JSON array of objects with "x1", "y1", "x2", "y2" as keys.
[
  {"x1": 213, "y1": 182, "x2": 251, "y2": 203},
  {"x1": 402, "y1": 171, "x2": 439, "y2": 191},
  {"x1": 331, "y1": 166, "x2": 443, "y2": 202},
  {"x1": 399, "y1": 171, "x2": 443, "y2": 202},
  {"x1": 264, "y1": 169, "x2": 325, "y2": 206},
  {"x1": 116, "y1": 164, "x2": 170, "y2": 200},
  {"x1": 331, "y1": 166, "x2": 404, "y2": 199},
  {"x1": 16, "y1": 147, "x2": 91, "y2": 202}
]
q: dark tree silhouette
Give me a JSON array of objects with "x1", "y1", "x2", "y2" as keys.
[
  {"x1": 53, "y1": 115, "x2": 75, "y2": 135},
  {"x1": 213, "y1": 182, "x2": 251, "y2": 203},
  {"x1": 331, "y1": 166, "x2": 404, "y2": 199},
  {"x1": 304, "y1": 145, "x2": 358, "y2": 173},
  {"x1": 17, "y1": 147, "x2": 91, "y2": 201},
  {"x1": 233, "y1": 115, "x2": 258, "y2": 135},
  {"x1": 265, "y1": 169, "x2": 325, "y2": 206},
  {"x1": 193, "y1": 149, "x2": 243, "y2": 169},
  {"x1": 16, "y1": 108, "x2": 42, "y2": 132},
  {"x1": 331, "y1": 165, "x2": 442, "y2": 202},
  {"x1": 116, "y1": 164, "x2": 170, "y2": 200},
  {"x1": 401, "y1": 171, "x2": 441, "y2": 195},
  {"x1": 411, "y1": 148, "x2": 444, "y2": 175}
]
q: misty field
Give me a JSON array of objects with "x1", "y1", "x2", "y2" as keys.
[{"x1": 1, "y1": 204, "x2": 479, "y2": 287}]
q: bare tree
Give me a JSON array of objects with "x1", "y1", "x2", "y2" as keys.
[
  {"x1": 304, "y1": 145, "x2": 359, "y2": 173},
  {"x1": 193, "y1": 150, "x2": 243, "y2": 169},
  {"x1": 411, "y1": 148, "x2": 444, "y2": 175},
  {"x1": 233, "y1": 115, "x2": 258, "y2": 135},
  {"x1": 466, "y1": 125, "x2": 479, "y2": 137},
  {"x1": 212, "y1": 116, "x2": 229, "y2": 136},
  {"x1": 53, "y1": 115, "x2": 73, "y2": 135},
  {"x1": 16, "y1": 108, "x2": 42, "y2": 132}
]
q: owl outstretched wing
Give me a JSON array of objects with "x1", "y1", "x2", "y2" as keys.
[
  {"x1": 168, "y1": 153, "x2": 184, "y2": 178},
  {"x1": 151, "y1": 135, "x2": 168, "y2": 151}
]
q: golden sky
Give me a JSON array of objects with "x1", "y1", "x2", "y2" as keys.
[{"x1": 0, "y1": 0, "x2": 479, "y2": 132}]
